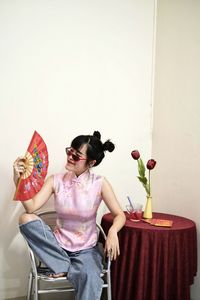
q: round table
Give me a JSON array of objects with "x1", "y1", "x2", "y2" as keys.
[{"x1": 101, "y1": 212, "x2": 197, "y2": 300}]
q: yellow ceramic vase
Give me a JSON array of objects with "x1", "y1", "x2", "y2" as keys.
[{"x1": 143, "y1": 195, "x2": 153, "y2": 219}]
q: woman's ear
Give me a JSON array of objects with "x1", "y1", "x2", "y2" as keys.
[{"x1": 89, "y1": 160, "x2": 96, "y2": 168}]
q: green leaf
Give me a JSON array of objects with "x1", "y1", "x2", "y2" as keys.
[
  {"x1": 137, "y1": 176, "x2": 148, "y2": 185},
  {"x1": 142, "y1": 183, "x2": 150, "y2": 195},
  {"x1": 137, "y1": 159, "x2": 146, "y2": 177},
  {"x1": 144, "y1": 183, "x2": 150, "y2": 196}
]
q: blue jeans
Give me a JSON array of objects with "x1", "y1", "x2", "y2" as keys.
[{"x1": 20, "y1": 219, "x2": 104, "y2": 300}]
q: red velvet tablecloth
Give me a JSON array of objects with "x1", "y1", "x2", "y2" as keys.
[{"x1": 101, "y1": 212, "x2": 197, "y2": 300}]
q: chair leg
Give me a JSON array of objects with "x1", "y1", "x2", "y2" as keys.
[
  {"x1": 106, "y1": 271, "x2": 112, "y2": 300},
  {"x1": 33, "y1": 277, "x2": 38, "y2": 300},
  {"x1": 27, "y1": 272, "x2": 33, "y2": 300}
]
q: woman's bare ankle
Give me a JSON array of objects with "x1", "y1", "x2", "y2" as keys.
[{"x1": 49, "y1": 272, "x2": 67, "y2": 278}]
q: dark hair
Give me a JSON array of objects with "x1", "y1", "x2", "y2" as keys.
[{"x1": 71, "y1": 131, "x2": 115, "y2": 166}]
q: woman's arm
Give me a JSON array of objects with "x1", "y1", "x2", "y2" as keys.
[
  {"x1": 101, "y1": 177, "x2": 126, "y2": 260},
  {"x1": 13, "y1": 157, "x2": 54, "y2": 213}
]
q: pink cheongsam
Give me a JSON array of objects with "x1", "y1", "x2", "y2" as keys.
[{"x1": 53, "y1": 170, "x2": 103, "y2": 252}]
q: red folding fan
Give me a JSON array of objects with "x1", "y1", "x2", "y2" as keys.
[{"x1": 14, "y1": 131, "x2": 49, "y2": 201}]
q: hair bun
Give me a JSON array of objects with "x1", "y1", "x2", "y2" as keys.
[
  {"x1": 103, "y1": 140, "x2": 115, "y2": 152},
  {"x1": 93, "y1": 131, "x2": 101, "y2": 140}
]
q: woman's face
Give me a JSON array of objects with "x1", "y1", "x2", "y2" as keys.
[{"x1": 65, "y1": 143, "x2": 89, "y2": 176}]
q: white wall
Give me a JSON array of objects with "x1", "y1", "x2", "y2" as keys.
[
  {"x1": 152, "y1": 1, "x2": 200, "y2": 299},
  {"x1": 0, "y1": 1, "x2": 155, "y2": 298}
]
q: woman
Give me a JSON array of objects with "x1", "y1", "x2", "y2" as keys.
[{"x1": 13, "y1": 131, "x2": 126, "y2": 300}]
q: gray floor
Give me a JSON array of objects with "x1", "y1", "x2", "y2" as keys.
[
  {"x1": 6, "y1": 289, "x2": 107, "y2": 300},
  {"x1": 6, "y1": 296, "x2": 74, "y2": 300}
]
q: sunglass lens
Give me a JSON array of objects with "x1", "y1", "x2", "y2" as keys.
[
  {"x1": 72, "y1": 154, "x2": 79, "y2": 161},
  {"x1": 66, "y1": 148, "x2": 80, "y2": 161}
]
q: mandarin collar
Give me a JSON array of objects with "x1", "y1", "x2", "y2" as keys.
[{"x1": 70, "y1": 169, "x2": 90, "y2": 183}]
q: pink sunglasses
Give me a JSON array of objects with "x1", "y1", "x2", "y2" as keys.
[{"x1": 65, "y1": 147, "x2": 87, "y2": 162}]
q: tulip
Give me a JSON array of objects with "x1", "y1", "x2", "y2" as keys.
[
  {"x1": 131, "y1": 150, "x2": 140, "y2": 160},
  {"x1": 131, "y1": 151, "x2": 156, "y2": 197},
  {"x1": 146, "y1": 159, "x2": 156, "y2": 170}
]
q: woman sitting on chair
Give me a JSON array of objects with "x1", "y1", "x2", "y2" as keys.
[{"x1": 13, "y1": 130, "x2": 126, "y2": 300}]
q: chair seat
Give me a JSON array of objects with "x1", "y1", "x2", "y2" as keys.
[
  {"x1": 36, "y1": 265, "x2": 108, "y2": 281},
  {"x1": 37, "y1": 273, "x2": 68, "y2": 282}
]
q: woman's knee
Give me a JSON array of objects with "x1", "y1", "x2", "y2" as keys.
[{"x1": 19, "y1": 212, "x2": 40, "y2": 225}]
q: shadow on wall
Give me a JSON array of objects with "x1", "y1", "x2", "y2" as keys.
[
  {"x1": 0, "y1": 190, "x2": 75, "y2": 300},
  {"x1": 0, "y1": 186, "x2": 28, "y2": 299}
]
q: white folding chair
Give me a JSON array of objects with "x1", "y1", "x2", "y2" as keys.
[{"x1": 22, "y1": 210, "x2": 112, "y2": 300}]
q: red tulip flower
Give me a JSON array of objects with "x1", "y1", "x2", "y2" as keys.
[
  {"x1": 131, "y1": 150, "x2": 156, "y2": 196},
  {"x1": 146, "y1": 159, "x2": 156, "y2": 170},
  {"x1": 131, "y1": 150, "x2": 140, "y2": 160}
]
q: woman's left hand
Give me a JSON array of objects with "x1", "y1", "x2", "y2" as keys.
[{"x1": 104, "y1": 227, "x2": 120, "y2": 261}]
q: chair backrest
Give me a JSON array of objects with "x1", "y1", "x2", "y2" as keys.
[{"x1": 37, "y1": 209, "x2": 57, "y2": 229}]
